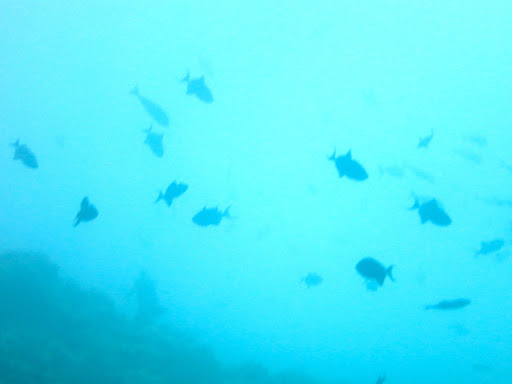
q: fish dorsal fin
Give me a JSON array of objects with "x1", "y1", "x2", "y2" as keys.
[{"x1": 346, "y1": 150, "x2": 352, "y2": 159}]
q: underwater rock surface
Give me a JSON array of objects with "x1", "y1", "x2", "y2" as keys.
[{"x1": 0, "y1": 250, "x2": 320, "y2": 384}]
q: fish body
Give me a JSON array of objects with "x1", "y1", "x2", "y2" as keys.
[
  {"x1": 155, "y1": 181, "x2": 188, "y2": 206},
  {"x1": 130, "y1": 86, "x2": 169, "y2": 127},
  {"x1": 182, "y1": 73, "x2": 213, "y2": 103},
  {"x1": 418, "y1": 130, "x2": 434, "y2": 148},
  {"x1": 192, "y1": 206, "x2": 230, "y2": 226},
  {"x1": 411, "y1": 198, "x2": 452, "y2": 226},
  {"x1": 74, "y1": 197, "x2": 98, "y2": 227},
  {"x1": 329, "y1": 150, "x2": 368, "y2": 181},
  {"x1": 11, "y1": 139, "x2": 38, "y2": 169},
  {"x1": 475, "y1": 239, "x2": 504, "y2": 256},
  {"x1": 376, "y1": 375, "x2": 386, "y2": 384},
  {"x1": 355, "y1": 258, "x2": 394, "y2": 287},
  {"x1": 144, "y1": 126, "x2": 164, "y2": 158},
  {"x1": 301, "y1": 272, "x2": 323, "y2": 288},
  {"x1": 425, "y1": 298, "x2": 471, "y2": 310}
]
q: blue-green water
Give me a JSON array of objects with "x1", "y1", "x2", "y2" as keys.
[{"x1": 1, "y1": 1, "x2": 511, "y2": 383}]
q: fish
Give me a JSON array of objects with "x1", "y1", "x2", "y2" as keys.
[
  {"x1": 472, "y1": 363, "x2": 492, "y2": 373},
  {"x1": 155, "y1": 181, "x2": 188, "y2": 207},
  {"x1": 144, "y1": 126, "x2": 164, "y2": 158},
  {"x1": 11, "y1": 139, "x2": 38, "y2": 169},
  {"x1": 376, "y1": 375, "x2": 386, "y2": 384},
  {"x1": 73, "y1": 197, "x2": 98, "y2": 227},
  {"x1": 453, "y1": 149, "x2": 483, "y2": 164},
  {"x1": 379, "y1": 165, "x2": 405, "y2": 178},
  {"x1": 182, "y1": 72, "x2": 213, "y2": 103},
  {"x1": 355, "y1": 258, "x2": 394, "y2": 287},
  {"x1": 425, "y1": 298, "x2": 471, "y2": 310},
  {"x1": 475, "y1": 239, "x2": 505, "y2": 256},
  {"x1": 328, "y1": 149, "x2": 368, "y2": 181},
  {"x1": 410, "y1": 198, "x2": 452, "y2": 226},
  {"x1": 192, "y1": 206, "x2": 230, "y2": 227},
  {"x1": 301, "y1": 272, "x2": 323, "y2": 288},
  {"x1": 418, "y1": 130, "x2": 434, "y2": 148},
  {"x1": 130, "y1": 86, "x2": 169, "y2": 127}
]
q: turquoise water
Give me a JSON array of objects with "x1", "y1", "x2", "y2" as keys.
[{"x1": 1, "y1": 1, "x2": 511, "y2": 383}]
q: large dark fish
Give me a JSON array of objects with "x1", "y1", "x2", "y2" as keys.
[
  {"x1": 301, "y1": 272, "x2": 323, "y2": 288},
  {"x1": 410, "y1": 198, "x2": 452, "y2": 226},
  {"x1": 376, "y1": 375, "x2": 386, "y2": 384},
  {"x1": 355, "y1": 258, "x2": 394, "y2": 287},
  {"x1": 192, "y1": 206, "x2": 230, "y2": 227},
  {"x1": 155, "y1": 181, "x2": 188, "y2": 207},
  {"x1": 328, "y1": 149, "x2": 368, "y2": 181},
  {"x1": 425, "y1": 298, "x2": 471, "y2": 310},
  {"x1": 418, "y1": 130, "x2": 434, "y2": 148},
  {"x1": 130, "y1": 86, "x2": 169, "y2": 127},
  {"x1": 144, "y1": 126, "x2": 164, "y2": 158},
  {"x1": 74, "y1": 197, "x2": 98, "y2": 227},
  {"x1": 11, "y1": 139, "x2": 38, "y2": 169},
  {"x1": 182, "y1": 72, "x2": 213, "y2": 103}
]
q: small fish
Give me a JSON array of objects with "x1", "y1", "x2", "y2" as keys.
[
  {"x1": 74, "y1": 197, "x2": 98, "y2": 227},
  {"x1": 301, "y1": 272, "x2": 323, "y2": 288},
  {"x1": 192, "y1": 206, "x2": 230, "y2": 227},
  {"x1": 379, "y1": 165, "x2": 405, "y2": 178},
  {"x1": 472, "y1": 363, "x2": 492, "y2": 373},
  {"x1": 355, "y1": 258, "x2": 394, "y2": 287},
  {"x1": 11, "y1": 139, "x2": 38, "y2": 169},
  {"x1": 418, "y1": 130, "x2": 434, "y2": 148},
  {"x1": 144, "y1": 126, "x2": 164, "y2": 158},
  {"x1": 453, "y1": 149, "x2": 483, "y2": 164},
  {"x1": 155, "y1": 181, "x2": 188, "y2": 207},
  {"x1": 406, "y1": 165, "x2": 435, "y2": 183},
  {"x1": 410, "y1": 197, "x2": 452, "y2": 226},
  {"x1": 328, "y1": 149, "x2": 368, "y2": 181},
  {"x1": 475, "y1": 239, "x2": 505, "y2": 256},
  {"x1": 130, "y1": 86, "x2": 169, "y2": 127},
  {"x1": 376, "y1": 375, "x2": 386, "y2": 384},
  {"x1": 425, "y1": 298, "x2": 471, "y2": 310},
  {"x1": 478, "y1": 197, "x2": 512, "y2": 207},
  {"x1": 182, "y1": 72, "x2": 213, "y2": 103}
]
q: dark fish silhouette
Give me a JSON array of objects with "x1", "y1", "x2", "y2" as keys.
[
  {"x1": 155, "y1": 181, "x2": 188, "y2": 207},
  {"x1": 182, "y1": 72, "x2": 213, "y2": 103},
  {"x1": 329, "y1": 149, "x2": 368, "y2": 181},
  {"x1": 11, "y1": 139, "x2": 38, "y2": 169},
  {"x1": 425, "y1": 298, "x2": 471, "y2": 310},
  {"x1": 376, "y1": 375, "x2": 386, "y2": 384},
  {"x1": 74, "y1": 197, "x2": 98, "y2": 227},
  {"x1": 301, "y1": 272, "x2": 323, "y2": 288},
  {"x1": 418, "y1": 130, "x2": 434, "y2": 148},
  {"x1": 192, "y1": 206, "x2": 230, "y2": 226},
  {"x1": 130, "y1": 86, "x2": 169, "y2": 127},
  {"x1": 355, "y1": 258, "x2": 394, "y2": 287},
  {"x1": 475, "y1": 239, "x2": 504, "y2": 256},
  {"x1": 144, "y1": 126, "x2": 164, "y2": 158},
  {"x1": 410, "y1": 198, "x2": 452, "y2": 226}
]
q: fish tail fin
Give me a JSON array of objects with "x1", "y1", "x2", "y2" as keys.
[
  {"x1": 223, "y1": 206, "x2": 231, "y2": 218},
  {"x1": 387, "y1": 265, "x2": 395, "y2": 282},
  {"x1": 181, "y1": 71, "x2": 190, "y2": 83},
  {"x1": 155, "y1": 192, "x2": 163, "y2": 203},
  {"x1": 328, "y1": 149, "x2": 336, "y2": 161},
  {"x1": 130, "y1": 86, "x2": 139, "y2": 96},
  {"x1": 425, "y1": 305, "x2": 433, "y2": 310}
]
